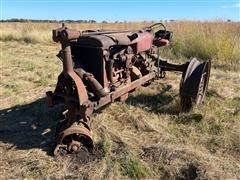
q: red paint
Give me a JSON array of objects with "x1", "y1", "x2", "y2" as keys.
[
  {"x1": 132, "y1": 32, "x2": 154, "y2": 53},
  {"x1": 153, "y1": 38, "x2": 170, "y2": 47}
]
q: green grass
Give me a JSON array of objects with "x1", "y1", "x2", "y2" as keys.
[
  {"x1": 122, "y1": 156, "x2": 148, "y2": 179},
  {"x1": 102, "y1": 136, "x2": 112, "y2": 155}
]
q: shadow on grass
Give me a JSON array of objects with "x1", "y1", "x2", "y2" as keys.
[
  {"x1": 0, "y1": 98, "x2": 63, "y2": 154},
  {"x1": 0, "y1": 98, "x2": 117, "y2": 161},
  {"x1": 126, "y1": 84, "x2": 181, "y2": 115},
  {"x1": 173, "y1": 113, "x2": 203, "y2": 124},
  {"x1": 126, "y1": 83, "x2": 206, "y2": 124},
  {"x1": 206, "y1": 89, "x2": 225, "y2": 100},
  {"x1": 212, "y1": 64, "x2": 240, "y2": 72},
  {"x1": 0, "y1": 84, "x2": 203, "y2": 155}
]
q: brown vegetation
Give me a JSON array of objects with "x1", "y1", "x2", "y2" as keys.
[
  {"x1": 0, "y1": 22, "x2": 239, "y2": 179},
  {"x1": 1, "y1": 21, "x2": 239, "y2": 69}
]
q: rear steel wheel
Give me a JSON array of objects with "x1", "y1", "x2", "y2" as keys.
[{"x1": 180, "y1": 58, "x2": 211, "y2": 112}]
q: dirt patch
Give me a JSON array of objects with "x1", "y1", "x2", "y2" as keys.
[
  {"x1": 176, "y1": 163, "x2": 200, "y2": 180},
  {"x1": 63, "y1": 142, "x2": 106, "y2": 165}
]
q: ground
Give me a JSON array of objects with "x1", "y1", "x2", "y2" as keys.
[{"x1": 0, "y1": 25, "x2": 240, "y2": 179}]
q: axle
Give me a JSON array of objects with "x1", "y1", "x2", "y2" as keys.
[{"x1": 159, "y1": 60, "x2": 188, "y2": 72}]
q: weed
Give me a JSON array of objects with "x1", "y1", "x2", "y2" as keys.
[
  {"x1": 102, "y1": 136, "x2": 112, "y2": 154},
  {"x1": 122, "y1": 156, "x2": 148, "y2": 179},
  {"x1": 36, "y1": 77, "x2": 49, "y2": 87}
]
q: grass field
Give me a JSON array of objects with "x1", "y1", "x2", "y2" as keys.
[{"x1": 0, "y1": 22, "x2": 240, "y2": 179}]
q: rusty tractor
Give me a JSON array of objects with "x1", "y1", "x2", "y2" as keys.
[{"x1": 46, "y1": 23, "x2": 211, "y2": 155}]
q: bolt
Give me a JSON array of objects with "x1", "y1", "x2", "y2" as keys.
[{"x1": 72, "y1": 145, "x2": 79, "y2": 152}]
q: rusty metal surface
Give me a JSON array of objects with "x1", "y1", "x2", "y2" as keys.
[
  {"x1": 54, "y1": 123, "x2": 93, "y2": 156},
  {"x1": 61, "y1": 43, "x2": 88, "y2": 105},
  {"x1": 47, "y1": 23, "x2": 211, "y2": 156}
]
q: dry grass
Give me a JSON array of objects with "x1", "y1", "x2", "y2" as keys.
[
  {"x1": 0, "y1": 22, "x2": 148, "y2": 44},
  {"x1": 1, "y1": 21, "x2": 240, "y2": 69},
  {"x1": 0, "y1": 22, "x2": 240, "y2": 179},
  {"x1": 163, "y1": 21, "x2": 240, "y2": 70}
]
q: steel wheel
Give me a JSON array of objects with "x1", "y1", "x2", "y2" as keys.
[
  {"x1": 180, "y1": 58, "x2": 211, "y2": 112},
  {"x1": 54, "y1": 122, "x2": 93, "y2": 156}
]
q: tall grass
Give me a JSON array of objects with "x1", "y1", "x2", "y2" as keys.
[
  {"x1": 0, "y1": 23, "x2": 52, "y2": 43},
  {"x1": 165, "y1": 21, "x2": 240, "y2": 68},
  {"x1": 1, "y1": 21, "x2": 240, "y2": 68},
  {"x1": 0, "y1": 22, "x2": 148, "y2": 44}
]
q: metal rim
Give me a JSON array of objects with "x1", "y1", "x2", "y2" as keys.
[
  {"x1": 54, "y1": 123, "x2": 93, "y2": 156},
  {"x1": 196, "y1": 60, "x2": 211, "y2": 104}
]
